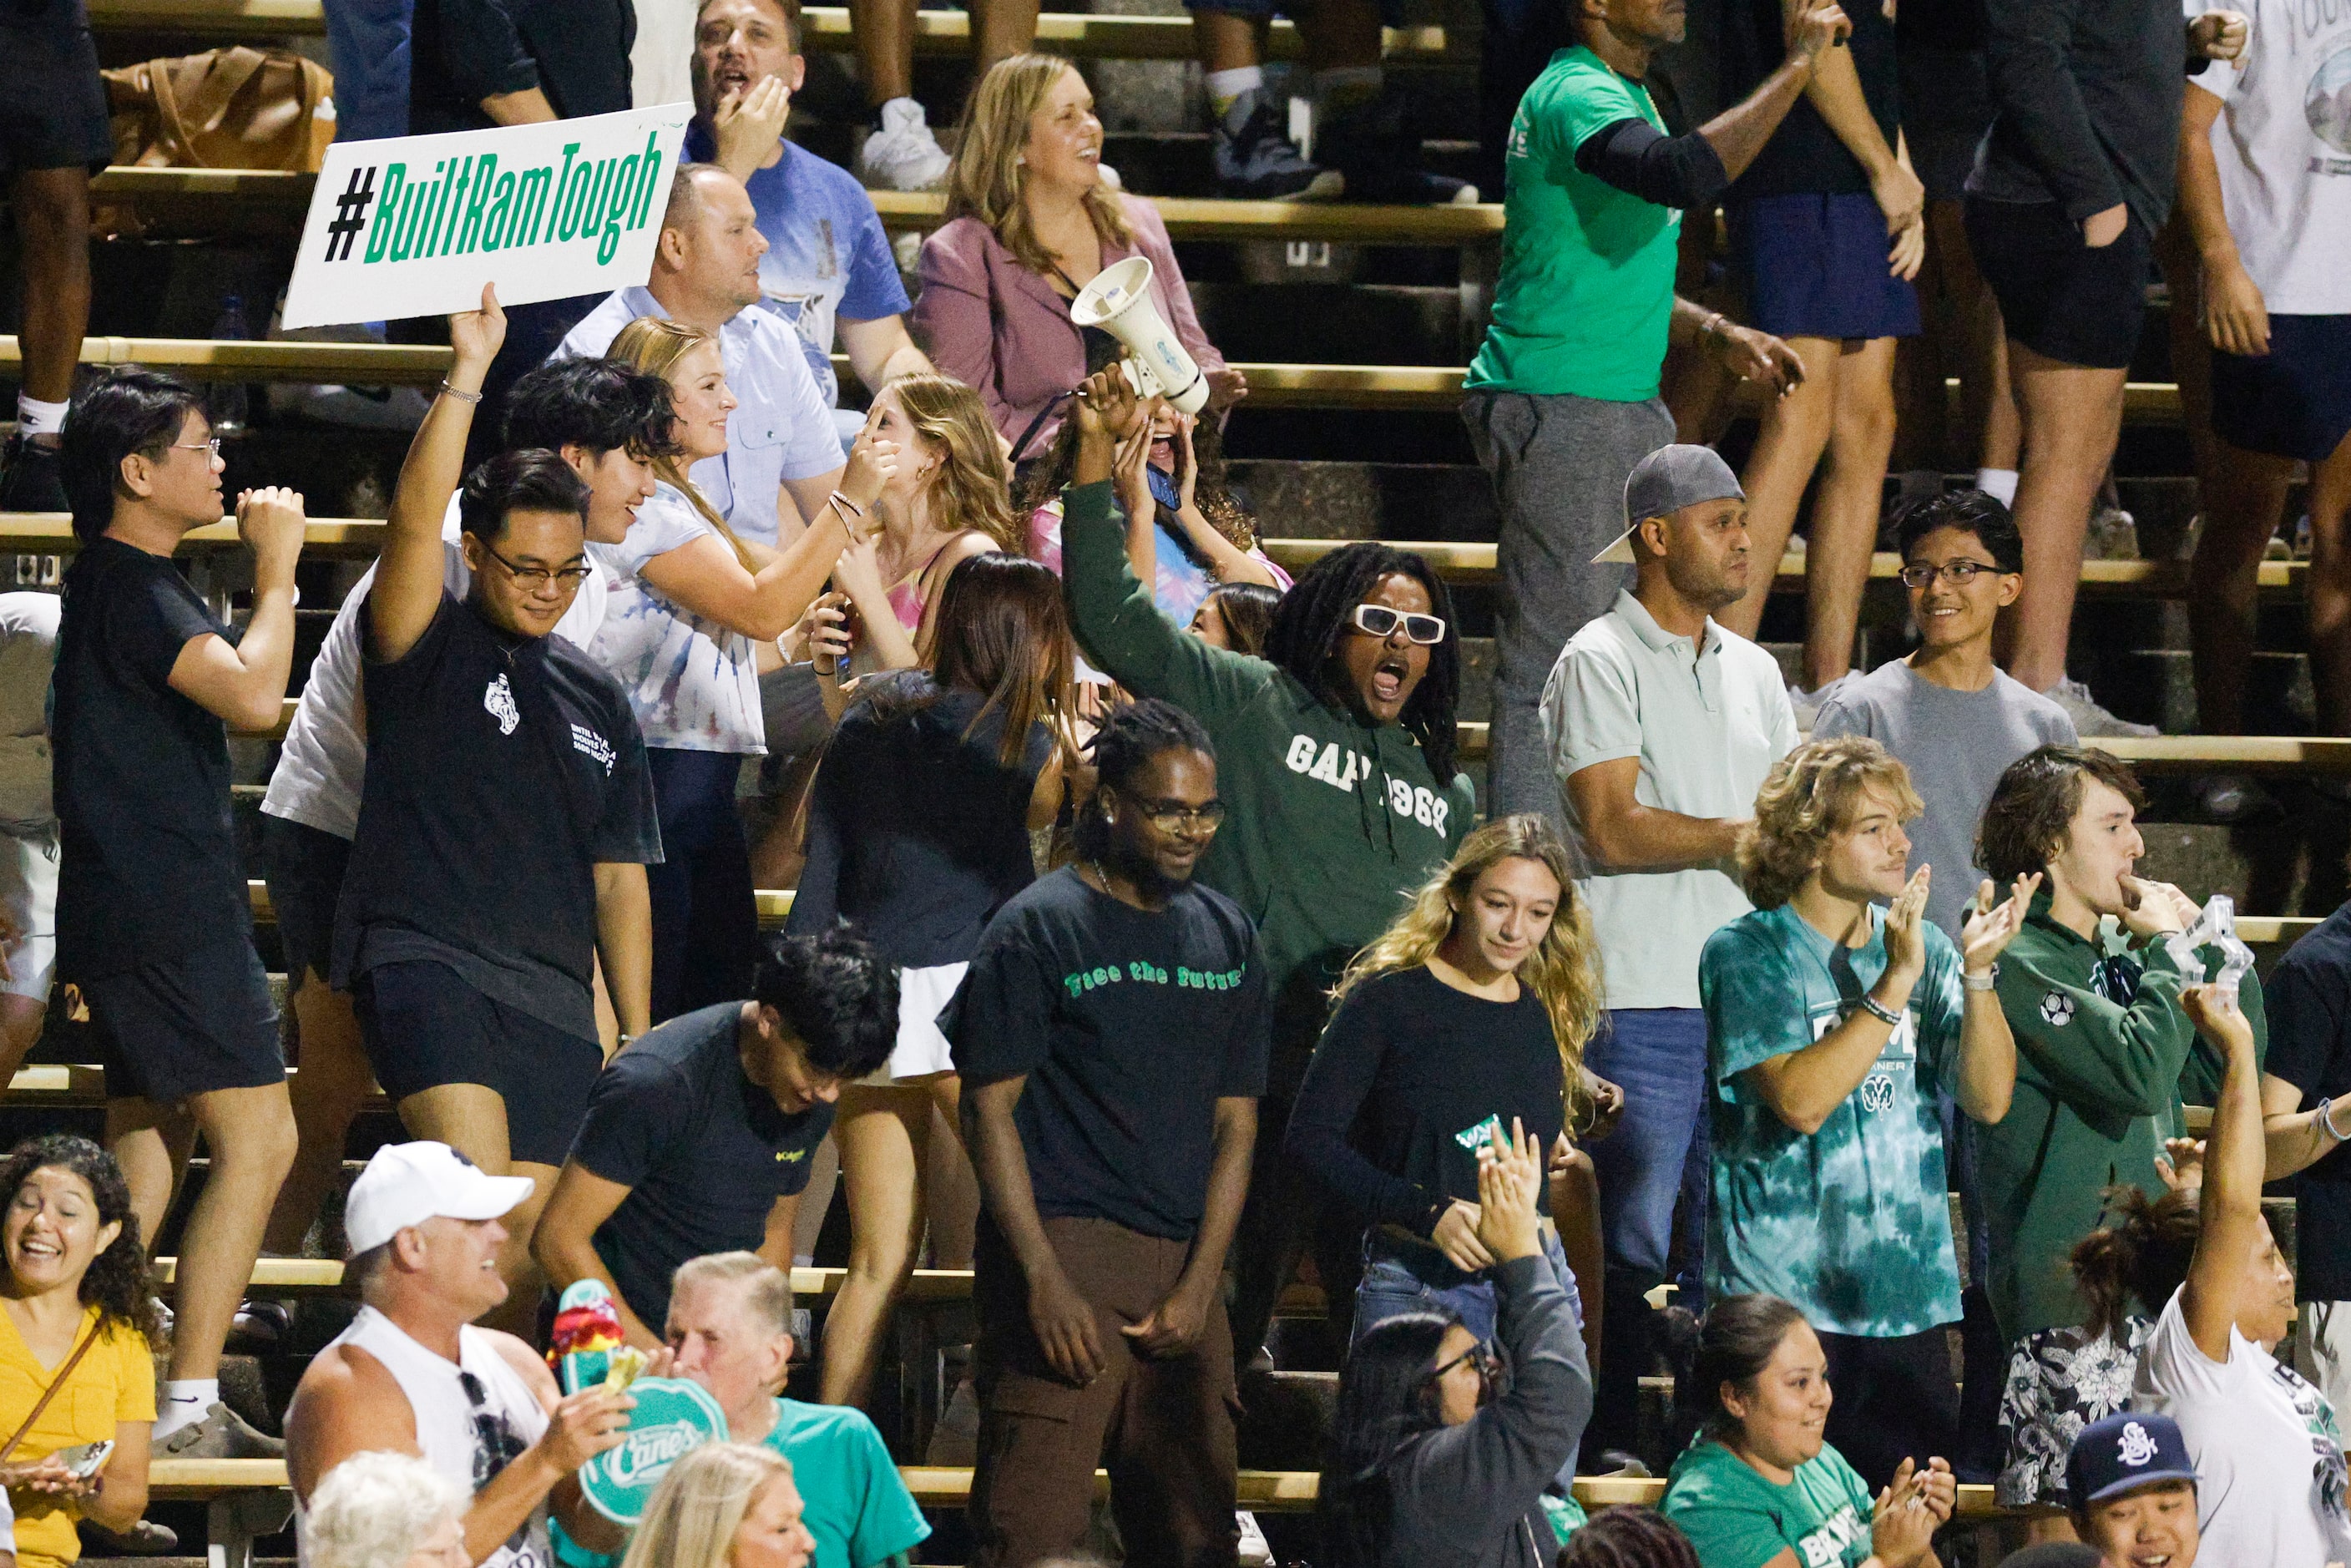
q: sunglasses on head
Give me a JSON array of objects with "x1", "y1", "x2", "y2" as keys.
[{"x1": 1349, "y1": 604, "x2": 1448, "y2": 645}]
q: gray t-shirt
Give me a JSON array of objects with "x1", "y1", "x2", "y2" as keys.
[{"x1": 1813, "y1": 660, "x2": 2076, "y2": 934}]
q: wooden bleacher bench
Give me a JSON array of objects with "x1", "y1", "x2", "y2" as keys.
[
  {"x1": 139, "y1": 1257, "x2": 975, "y2": 1306},
  {"x1": 83, "y1": 0, "x2": 1448, "y2": 58}
]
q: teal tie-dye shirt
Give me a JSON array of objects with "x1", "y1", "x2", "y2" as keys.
[{"x1": 1700, "y1": 902, "x2": 1966, "y2": 1338}]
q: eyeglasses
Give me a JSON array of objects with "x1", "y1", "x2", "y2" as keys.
[
  {"x1": 1897, "y1": 559, "x2": 2004, "y2": 589},
  {"x1": 165, "y1": 438, "x2": 221, "y2": 458},
  {"x1": 1430, "y1": 1341, "x2": 1501, "y2": 1384},
  {"x1": 1129, "y1": 795, "x2": 1227, "y2": 834},
  {"x1": 1348, "y1": 604, "x2": 1448, "y2": 645},
  {"x1": 482, "y1": 542, "x2": 595, "y2": 591}
]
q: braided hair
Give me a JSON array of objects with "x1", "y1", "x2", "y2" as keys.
[
  {"x1": 1263, "y1": 543, "x2": 1460, "y2": 787},
  {"x1": 1556, "y1": 1507, "x2": 1703, "y2": 1568},
  {"x1": 1073, "y1": 698, "x2": 1215, "y2": 861}
]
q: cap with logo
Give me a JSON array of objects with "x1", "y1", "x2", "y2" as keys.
[
  {"x1": 2065, "y1": 1411, "x2": 2199, "y2": 1506},
  {"x1": 343, "y1": 1141, "x2": 537, "y2": 1257},
  {"x1": 1590, "y1": 444, "x2": 1747, "y2": 565}
]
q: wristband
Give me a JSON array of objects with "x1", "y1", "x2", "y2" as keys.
[
  {"x1": 437, "y1": 380, "x2": 483, "y2": 404},
  {"x1": 2323, "y1": 1096, "x2": 2349, "y2": 1144},
  {"x1": 1963, "y1": 964, "x2": 2000, "y2": 992},
  {"x1": 1858, "y1": 992, "x2": 1904, "y2": 1027}
]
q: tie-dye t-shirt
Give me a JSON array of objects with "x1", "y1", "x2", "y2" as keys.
[{"x1": 1700, "y1": 900, "x2": 1966, "y2": 1338}]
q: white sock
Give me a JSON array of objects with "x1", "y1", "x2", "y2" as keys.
[
  {"x1": 1206, "y1": 65, "x2": 1263, "y2": 116},
  {"x1": 15, "y1": 395, "x2": 65, "y2": 440},
  {"x1": 1312, "y1": 64, "x2": 1383, "y2": 109},
  {"x1": 1975, "y1": 467, "x2": 2019, "y2": 507},
  {"x1": 155, "y1": 1379, "x2": 219, "y2": 1438}
]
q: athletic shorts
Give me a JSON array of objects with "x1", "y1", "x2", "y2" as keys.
[
  {"x1": 0, "y1": 8, "x2": 112, "y2": 177},
  {"x1": 1964, "y1": 195, "x2": 2151, "y2": 370},
  {"x1": 352, "y1": 959, "x2": 603, "y2": 1167},
  {"x1": 0, "y1": 825, "x2": 57, "y2": 1004},
  {"x1": 1729, "y1": 191, "x2": 1923, "y2": 342},
  {"x1": 859, "y1": 960, "x2": 966, "y2": 1085},
  {"x1": 259, "y1": 814, "x2": 352, "y2": 987},
  {"x1": 1896, "y1": 45, "x2": 1990, "y2": 204},
  {"x1": 2210, "y1": 315, "x2": 2351, "y2": 463},
  {"x1": 86, "y1": 938, "x2": 285, "y2": 1105}
]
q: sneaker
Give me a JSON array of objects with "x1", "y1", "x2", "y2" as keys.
[
  {"x1": 159, "y1": 1400, "x2": 286, "y2": 1459},
  {"x1": 0, "y1": 433, "x2": 67, "y2": 513},
  {"x1": 2086, "y1": 500, "x2": 2139, "y2": 561},
  {"x1": 227, "y1": 1297, "x2": 291, "y2": 1352},
  {"x1": 79, "y1": 1521, "x2": 178, "y2": 1555},
  {"x1": 1317, "y1": 89, "x2": 1479, "y2": 205},
  {"x1": 2192, "y1": 772, "x2": 2278, "y2": 822},
  {"x1": 1236, "y1": 1511, "x2": 1275, "y2": 1567},
  {"x1": 2047, "y1": 675, "x2": 2157, "y2": 738},
  {"x1": 854, "y1": 99, "x2": 951, "y2": 192},
  {"x1": 1212, "y1": 88, "x2": 1342, "y2": 201}
]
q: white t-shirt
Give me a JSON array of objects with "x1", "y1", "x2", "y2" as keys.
[
  {"x1": 2191, "y1": 0, "x2": 2351, "y2": 313},
  {"x1": 261, "y1": 503, "x2": 610, "y2": 840},
  {"x1": 2134, "y1": 1283, "x2": 2351, "y2": 1567},
  {"x1": 586, "y1": 484, "x2": 766, "y2": 755},
  {"x1": 1540, "y1": 589, "x2": 1797, "y2": 1009}
]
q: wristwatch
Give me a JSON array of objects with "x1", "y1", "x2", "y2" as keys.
[{"x1": 1963, "y1": 964, "x2": 2000, "y2": 991}]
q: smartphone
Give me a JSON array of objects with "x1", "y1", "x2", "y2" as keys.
[{"x1": 53, "y1": 1440, "x2": 112, "y2": 1479}]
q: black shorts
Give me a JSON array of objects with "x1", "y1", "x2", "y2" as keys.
[
  {"x1": 352, "y1": 960, "x2": 603, "y2": 1166},
  {"x1": 86, "y1": 939, "x2": 286, "y2": 1105},
  {"x1": 0, "y1": 9, "x2": 112, "y2": 178},
  {"x1": 1964, "y1": 195, "x2": 2151, "y2": 370},
  {"x1": 2211, "y1": 315, "x2": 2351, "y2": 463},
  {"x1": 1818, "y1": 1325, "x2": 1961, "y2": 1494},
  {"x1": 259, "y1": 816, "x2": 352, "y2": 986}
]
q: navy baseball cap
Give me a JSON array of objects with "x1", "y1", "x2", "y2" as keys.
[
  {"x1": 1591, "y1": 445, "x2": 1746, "y2": 564},
  {"x1": 2066, "y1": 1412, "x2": 2199, "y2": 1506}
]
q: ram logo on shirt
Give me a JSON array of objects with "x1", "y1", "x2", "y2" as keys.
[{"x1": 1282, "y1": 733, "x2": 1450, "y2": 834}]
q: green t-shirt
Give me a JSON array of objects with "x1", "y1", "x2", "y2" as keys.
[
  {"x1": 1700, "y1": 903, "x2": 1966, "y2": 1338},
  {"x1": 1661, "y1": 1439, "x2": 1875, "y2": 1568},
  {"x1": 1464, "y1": 46, "x2": 1681, "y2": 401}
]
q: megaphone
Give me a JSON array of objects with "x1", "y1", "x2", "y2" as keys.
[{"x1": 1070, "y1": 255, "x2": 1209, "y2": 415}]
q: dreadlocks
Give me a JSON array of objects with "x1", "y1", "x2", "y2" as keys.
[
  {"x1": 1074, "y1": 697, "x2": 1216, "y2": 860},
  {"x1": 1263, "y1": 543, "x2": 1461, "y2": 787}
]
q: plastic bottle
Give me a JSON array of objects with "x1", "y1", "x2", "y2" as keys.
[{"x1": 207, "y1": 293, "x2": 251, "y2": 437}]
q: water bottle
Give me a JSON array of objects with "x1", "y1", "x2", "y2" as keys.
[{"x1": 207, "y1": 293, "x2": 251, "y2": 437}]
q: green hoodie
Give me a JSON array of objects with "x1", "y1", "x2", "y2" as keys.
[
  {"x1": 1979, "y1": 888, "x2": 2266, "y2": 1343},
  {"x1": 1059, "y1": 480, "x2": 1474, "y2": 1057}
]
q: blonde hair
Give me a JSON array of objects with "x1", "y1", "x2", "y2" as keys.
[
  {"x1": 304, "y1": 1452, "x2": 465, "y2": 1568},
  {"x1": 671, "y1": 1250, "x2": 795, "y2": 1338},
  {"x1": 605, "y1": 316, "x2": 759, "y2": 573},
  {"x1": 619, "y1": 1444, "x2": 794, "y2": 1568},
  {"x1": 881, "y1": 373, "x2": 1024, "y2": 556},
  {"x1": 1332, "y1": 814, "x2": 1604, "y2": 1127},
  {"x1": 946, "y1": 54, "x2": 1131, "y2": 278},
  {"x1": 1737, "y1": 736, "x2": 1925, "y2": 911}
]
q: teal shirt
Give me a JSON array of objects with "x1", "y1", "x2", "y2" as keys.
[
  {"x1": 1662, "y1": 1439, "x2": 1876, "y2": 1568},
  {"x1": 1701, "y1": 903, "x2": 1966, "y2": 1338},
  {"x1": 552, "y1": 1399, "x2": 928, "y2": 1568},
  {"x1": 1464, "y1": 47, "x2": 1680, "y2": 400}
]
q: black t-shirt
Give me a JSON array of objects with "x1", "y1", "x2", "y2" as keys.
[
  {"x1": 1287, "y1": 965, "x2": 1566, "y2": 1234},
  {"x1": 1897, "y1": 0, "x2": 1986, "y2": 54},
  {"x1": 785, "y1": 677, "x2": 1051, "y2": 969},
  {"x1": 948, "y1": 867, "x2": 1272, "y2": 1241},
  {"x1": 53, "y1": 539, "x2": 250, "y2": 979},
  {"x1": 334, "y1": 590, "x2": 661, "y2": 1042},
  {"x1": 407, "y1": 0, "x2": 635, "y2": 135},
  {"x1": 2264, "y1": 905, "x2": 2351, "y2": 1301},
  {"x1": 569, "y1": 1001, "x2": 832, "y2": 1330},
  {"x1": 1719, "y1": 0, "x2": 1901, "y2": 199}
]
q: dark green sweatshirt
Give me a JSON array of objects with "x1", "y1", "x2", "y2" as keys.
[
  {"x1": 1980, "y1": 888, "x2": 2267, "y2": 1342},
  {"x1": 1059, "y1": 480, "x2": 1474, "y2": 1060}
]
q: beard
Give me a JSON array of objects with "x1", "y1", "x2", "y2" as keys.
[{"x1": 1104, "y1": 842, "x2": 1192, "y2": 901}]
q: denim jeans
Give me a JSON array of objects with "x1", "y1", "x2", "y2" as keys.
[
  {"x1": 1352, "y1": 1227, "x2": 1586, "y2": 1485},
  {"x1": 1583, "y1": 1006, "x2": 1711, "y2": 1452}
]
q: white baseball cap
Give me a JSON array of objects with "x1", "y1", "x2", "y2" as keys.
[{"x1": 344, "y1": 1141, "x2": 536, "y2": 1257}]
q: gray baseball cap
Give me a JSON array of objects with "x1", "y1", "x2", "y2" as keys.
[{"x1": 1590, "y1": 444, "x2": 1747, "y2": 564}]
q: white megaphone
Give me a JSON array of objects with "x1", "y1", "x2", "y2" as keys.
[{"x1": 1070, "y1": 255, "x2": 1209, "y2": 415}]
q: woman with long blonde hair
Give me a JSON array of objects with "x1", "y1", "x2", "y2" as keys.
[
  {"x1": 912, "y1": 53, "x2": 1241, "y2": 457},
  {"x1": 593, "y1": 315, "x2": 896, "y2": 1021},
  {"x1": 618, "y1": 1443, "x2": 813, "y2": 1568},
  {"x1": 1287, "y1": 813, "x2": 1614, "y2": 1480}
]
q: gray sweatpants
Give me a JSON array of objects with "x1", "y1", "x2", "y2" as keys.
[{"x1": 1463, "y1": 388, "x2": 1676, "y2": 829}]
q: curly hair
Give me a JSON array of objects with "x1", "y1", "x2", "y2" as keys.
[
  {"x1": 945, "y1": 55, "x2": 1131, "y2": 278},
  {"x1": 0, "y1": 1136, "x2": 160, "y2": 1344},
  {"x1": 1332, "y1": 814, "x2": 1604, "y2": 1128},
  {"x1": 304, "y1": 1451, "x2": 465, "y2": 1568},
  {"x1": 1263, "y1": 543, "x2": 1461, "y2": 787},
  {"x1": 2069, "y1": 1184, "x2": 2200, "y2": 1341},
  {"x1": 1977, "y1": 745, "x2": 2147, "y2": 887},
  {"x1": 1556, "y1": 1507, "x2": 1702, "y2": 1568},
  {"x1": 1737, "y1": 736, "x2": 1924, "y2": 910},
  {"x1": 1015, "y1": 401, "x2": 1260, "y2": 554}
]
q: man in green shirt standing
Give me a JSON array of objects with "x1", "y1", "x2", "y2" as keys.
[
  {"x1": 1464, "y1": 0, "x2": 1845, "y2": 826},
  {"x1": 1974, "y1": 746, "x2": 2264, "y2": 1347}
]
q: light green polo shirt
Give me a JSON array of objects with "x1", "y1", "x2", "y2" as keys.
[{"x1": 1540, "y1": 589, "x2": 1797, "y2": 1010}]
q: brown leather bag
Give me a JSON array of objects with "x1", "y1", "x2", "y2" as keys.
[{"x1": 102, "y1": 47, "x2": 335, "y2": 173}]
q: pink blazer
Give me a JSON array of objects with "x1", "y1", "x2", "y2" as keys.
[{"x1": 914, "y1": 195, "x2": 1227, "y2": 458}]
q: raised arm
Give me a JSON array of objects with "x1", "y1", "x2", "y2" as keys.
[
  {"x1": 1950, "y1": 876, "x2": 2039, "y2": 1125},
  {"x1": 1747, "y1": 871, "x2": 1931, "y2": 1135},
  {"x1": 371, "y1": 286, "x2": 504, "y2": 663},
  {"x1": 2179, "y1": 984, "x2": 2264, "y2": 1360},
  {"x1": 168, "y1": 485, "x2": 306, "y2": 731},
  {"x1": 1698, "y1": 2, "x2": 1853, "y2": 182}
]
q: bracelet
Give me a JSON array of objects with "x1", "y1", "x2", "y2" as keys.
[
  {"x1": 437, "y1": 380, "x2": 483, "y2": 404},
  {"x1": 829, "y1": 489, "x2": 865, "y2": 518},
  {"x1": 1701, "y1": 311, "x2": 1727, "y2": 340},
  {"x1": 1963, "y1": 964, "x2": 2000, "y2": 992},
  {"x1": 1858, "y1": 992, "x2": 1904, "y2": 1027},
  {"x1": 2323, "y1": 1095, "x2": 2350, "y2": 1144}
]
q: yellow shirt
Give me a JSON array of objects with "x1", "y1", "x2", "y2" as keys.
[{"x1": 0, "y1": 1307, "x2": 155, "y2": 1568}]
